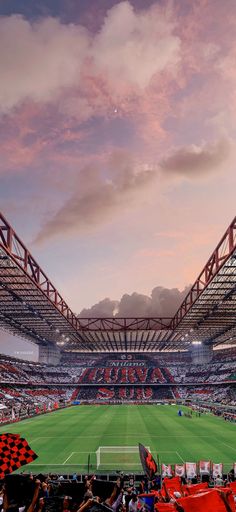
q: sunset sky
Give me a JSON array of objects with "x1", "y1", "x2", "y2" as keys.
[{"x1": 0, "y1": 0, "x2": 236, "y2": 358}]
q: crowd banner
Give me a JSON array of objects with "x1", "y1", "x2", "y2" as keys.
[
  {"x1": 161, "y1": 463, "x2": 172, "y2": 477},
  {"x1": 212, "y1": 462, "x2": 223, "y2": 478},
  {"x1": 175, "y1": 464, "x2": 185, "y2": 477},
  {"x1": 199, "y1": 460, "x2": 211, "y2": 475},
  {"x1": 186, "y1": 462, "x2": 197, "y2": 479}
]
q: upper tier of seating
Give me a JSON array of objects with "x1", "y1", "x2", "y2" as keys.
[{"x1": 0, "y1": 353, "x2": 236, "y2": 385}]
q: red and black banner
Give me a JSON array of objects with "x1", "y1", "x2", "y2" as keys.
[
  {"x1": 0, "y1": 433, "x2": 38, "y2": 479},
  {"x1": 139, "y1": 443, "x2": 157, "y2": 480}
]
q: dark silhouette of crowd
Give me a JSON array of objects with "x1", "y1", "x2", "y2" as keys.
[{"x1": 1, "y1": 470, "x2": 236, "y2": 512}]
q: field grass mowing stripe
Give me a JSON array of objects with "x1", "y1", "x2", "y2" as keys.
[{"x1": 1, "y1": 405, "x2": 235, "y2": 471}]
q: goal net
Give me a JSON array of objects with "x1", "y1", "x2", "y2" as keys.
[{"x1": 96, "y1": 446, "x2": 151, "y2": 470}]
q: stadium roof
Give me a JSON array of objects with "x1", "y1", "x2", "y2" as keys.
[{"x1": 0, "y1": 212, "x2": 236, "y2": 352}]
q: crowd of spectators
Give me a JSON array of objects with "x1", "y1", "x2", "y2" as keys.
[
  {"x1": 74, "y1": 386, "x2": 173, "y2": 402},
  {"x1": 0, "y1": 352, "x2": 236, "y2": 422},
  {"x1": 1, "y1": 470, "x2": 236, "y2": 512},
  {"x1": 1, "y1": 355, "x2": 236, "y2": 387},
  {"x1": 0, "y1": 385, "x2": 74, "y2": 424},
  {"x1": 77, "y1": 361, "x2": 236, "y2": 386},
  {"x1": 166, "y1": 361, "x2": 236, "y2": 384},
  {"x1": 0, "y1": 357, "x2": 85, "y2": 385},
  {"x1": 177, "y1": 385, "x2": 236, "y2": 406}
]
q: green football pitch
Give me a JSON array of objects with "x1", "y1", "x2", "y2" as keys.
[{"x1": 0, "y1": 405, "x2": 235, "y2": 474}]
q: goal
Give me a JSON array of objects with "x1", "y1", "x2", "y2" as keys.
[{"x1": 96, "y1": 446, "x2": 151, "y2": 470}]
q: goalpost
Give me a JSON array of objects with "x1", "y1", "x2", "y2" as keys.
[{"x1": 96, "y1": 446, "x2": 151, "y2": 470}]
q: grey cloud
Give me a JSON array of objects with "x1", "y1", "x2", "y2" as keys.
[
  {"x1": 35, "y1": 151, "x2": 157, "y2": 243},
  {"x1": 159, "y1": 138, "x2": 231, "y2": 178},
  {"x1": 35, "y1": 137, "x2": 231, "y2": 243},
  {"x1": 78, "y1": 285, "x2": 191, "y2": 318},
  {"x1": 79, "y1": 298, "x2": 119, "y2": 318}
]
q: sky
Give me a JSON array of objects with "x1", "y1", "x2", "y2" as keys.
[{"x1": 0, "y1": 0, "x2": 236, "y2": 359}]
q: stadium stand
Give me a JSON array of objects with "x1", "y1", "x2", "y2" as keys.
[
  {"x1": 0, "y1": 353, "x2": 235, "y2": 422},
  {"x1": 1, "y1": 215, "x2": 236, "y2": 510}
]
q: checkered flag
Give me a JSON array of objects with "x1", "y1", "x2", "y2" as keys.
[{"x1": 0, "y1": 433, "x2": 38, "y2": 479}]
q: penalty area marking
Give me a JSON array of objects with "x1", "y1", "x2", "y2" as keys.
[
  {"x1": 63, "y1": 451, "x2": 92, "y2": 464},
  {"x1": 63, "y1": 452, "x2": 76, "y2": 465},
  {"x1": 220, "y1": 441, "x2": 236, "y2": 453},
  {"x1": 176, "y1": 451, "x2": 185, "y2": 462},
  {"x1": 157, "y1": 451, "x2": 184, "y2": 462}
]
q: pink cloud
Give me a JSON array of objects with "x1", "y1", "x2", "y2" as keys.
[
  {"x1": 0, "y1": 2, "x2": 180, "y2": 114},
  {"x1": 91, "y1": 1, "x2": 180, "y2": 89}
]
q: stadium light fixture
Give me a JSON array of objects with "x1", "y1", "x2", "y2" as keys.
[{"x1": 191, "y1": 341, "x2": 202, "y2": 345}]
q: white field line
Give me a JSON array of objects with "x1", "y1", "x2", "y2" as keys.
[
  {"x1": 176, "y1": 451, "x2": 185, "y2": 462},
  {"x1": 26, "y1": 463, "x2": 90, "y2": 466},
  {"x1": 220, "y1": 441, "x2": 236, "y2": 453},
  {"x1": 63, "y1": 452, "x2": 75, "y2": 465},
  {"x1": 65, "y1": 451, "x2": 93, "y2": 454},
  {"x1": 63, "y1": 451, "x2": 93, "y2": 464},
  {"x1": 28, "y1": 434, "x2": 218, "y2": 439},
  {"x1": 96, "y1": 463, "x2": 143, "y2": 466}
]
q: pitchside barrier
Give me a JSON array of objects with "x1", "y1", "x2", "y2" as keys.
[{"x1": 161, "y1": 461, "x2": 236, "y2": 479}]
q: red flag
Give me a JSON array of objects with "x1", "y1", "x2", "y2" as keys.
[
  {"x1": 229, "y1": 481, "x2": 236, "y2": 493},
  {"x1": 139, "y1": 443, "x2": 157, "y2": 480},
  {"x1": 183, "y1": 482, "x2": 208, "y2": 495},
  {"x1": 177, "y1": 488, "x2": 235, "y2": 512},
  {"x1": 155, "y1": 504, "x2": 176, "y2": 511},
  {"x1": 0, "y1": 433, "x2": 38, "y2": 479},
  {"x1": 162, "y1": 476, "x2": 183, "y2": 500}
]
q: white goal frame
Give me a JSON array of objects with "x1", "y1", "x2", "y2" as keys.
[{"x1": 96, "y1": 446, "x2": 151, "y2": 469}]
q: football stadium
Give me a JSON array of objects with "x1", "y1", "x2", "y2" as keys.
[
  {"x1": 1, "y1": 0, "x2": 236, "y2": 510},
  {"x1": 0, "y1": 212, "x2": 236, "y2": 510}
]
